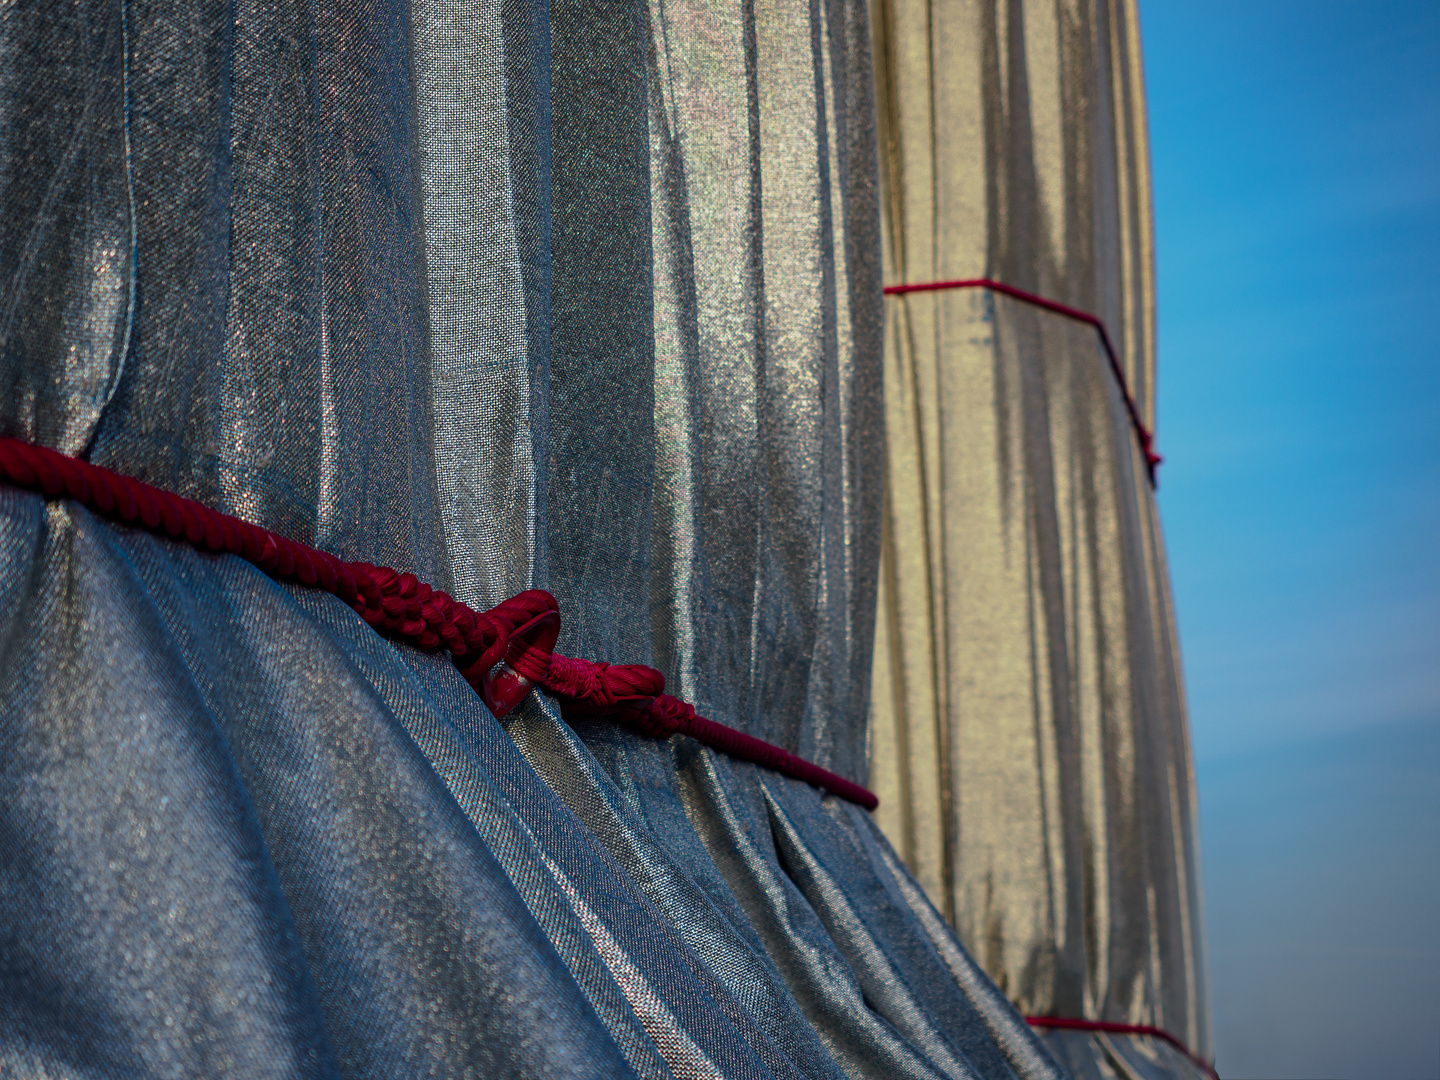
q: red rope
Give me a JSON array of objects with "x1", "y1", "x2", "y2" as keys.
[
  {"x1": 0, "y1": 437, "x2": 878, "y2": 810},
  {"x1": 544, "y1": 656, "x2": 878, "y2": 808},
  {"x1": 883, "y1": 278, "x2": 1161, "y2": 484},
  {"x1": 1024, "y1": 1017, "x2": 1218, "y2": 1079}
]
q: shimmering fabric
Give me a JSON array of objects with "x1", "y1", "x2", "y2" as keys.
[
  {"x1": 541, "y1": 0, "x2": 1065, "y2": 1078},
  {"x1": 0, "y1": 492, "x2": 638, "y2": 1078},
  {"x1": 0, "y1": 0, "x2": 1070, "y2": 1077},
  {"x1": 547, "y1": 0, "x2": 884, "y2": 783},
  {"x1": 410, "y1": 0, "x2": 552, "y2": 608},
  {"x1": 866, "y1": 0, "x2": 1211, "y2": 1072},
  {"x1": 0, "y1": 1, "x2": 132, "y2": 454},
  {"x1": 81, "y1": 0, "x2": 452, "y2": 580}
]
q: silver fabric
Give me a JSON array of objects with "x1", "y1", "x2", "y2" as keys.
[
  {"x1": 0, "y1": 492, "x2": 638, "y2": 1078},
  {"x1": 0, "y1": 0, "x2": 133, "y2": 455},
  {"x1": 73, "y1": 0, "x2": 452, "y2": 579},
  {"x1": 536, "y1": 1, "x2": 1065, "y2": 1078},
  {"x1": 1, "y1": 0, "x2": 1070, "y2": 1076},
  {"x1": 410, "y1": 0, "x2": 551, "y2": 608},
  {"x1": 546, "y1": 0, "x2": 885, "y2": 783}
]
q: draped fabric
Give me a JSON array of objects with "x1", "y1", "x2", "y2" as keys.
[
  {"x1": 0, "y1": 1, "x2": 1070, "y2": 1079},
  {"x1": 866, "y1": 0, "x2": 1212, "y2": 1076}
]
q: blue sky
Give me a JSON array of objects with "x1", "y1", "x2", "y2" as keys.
[{"x1": 1141, "y1": 3, "x2": 1440, "y2": 1078}]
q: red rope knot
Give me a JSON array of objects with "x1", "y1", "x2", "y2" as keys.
[
  {"x1": 454, "y1": 590, "x2": 560, "y2": 719},
  {"x1": 622, "y1": 691, "x2": 690, "y2": 740},
  {"x1": 485, "y1": 590, "x2": 560, "y2": 678},
  {"x1": 345, "y1": 564, "x2": 385, "y2": 625},
  {"x1": 1141, "y1": 429, "x2": 1163, "y2": 471},
  {"x1": 543, "y1": 655, "x2": 616, "y2": 704},
  {"x1": 542, "y1": 657, "x2": 668, "y2": 731}
]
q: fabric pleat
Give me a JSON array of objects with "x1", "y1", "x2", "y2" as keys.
[
  {"x1": 539, "y1": 0, "x2": 1065, "y2": 1076},
  {"x1": 0, "y1": 0, "x2": 133, "y2": 455},
  {"x1": 545, "y1": 0, "x2": 885, "y2": 785},
  {"x1": 866, "y1": 0, "x2": 1210, "y2": 1073}
]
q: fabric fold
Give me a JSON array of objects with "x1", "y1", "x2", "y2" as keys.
[
  {"x1": 0, "y1": 493, "x2": 639, "y2": 1079},
  {"x1": 867, "y1": 0, "x2": 1210, "y2": 1071}
]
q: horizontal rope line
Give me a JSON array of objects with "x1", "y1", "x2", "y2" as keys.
[
  {"x1": 0, "y1": 436, "x2": 877, "y2": 810},
  {"x1": 883, "y1": 277, "x2": 1161, "y2": 485},
  {"x1": 1024, "y1": 1016, "x2": 1218, "y2": 1079}
]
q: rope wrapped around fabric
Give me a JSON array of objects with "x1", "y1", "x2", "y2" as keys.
[
  {"x1": 0, "y1": 436, "x2": 878, "y2": 810},
  {"x1": 883, "y1": 277, "x2": 1162, "y2": 484},
  {"x1": 1023, "y1": 1017, "x2": 1218, "y2": 1080}
]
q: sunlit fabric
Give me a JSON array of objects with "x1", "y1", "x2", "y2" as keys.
[
  {"x1": 866, "y1": 0, "x2": 1212, "y2": 1074},
  {"x1": 0, "y1": 0, "x2": 1067, "y2": 1077}
]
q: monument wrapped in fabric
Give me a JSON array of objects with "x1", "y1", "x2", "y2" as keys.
[
  {"x1": 867, "y1": 0, "x2": 1212, "y2": 1076},
  {"x1": 1, "y1": 1, "x2": 1073, "y2": 1079},
  {"x1": 0, "y1": 0, "x2": 1211, "y2": 1077}
]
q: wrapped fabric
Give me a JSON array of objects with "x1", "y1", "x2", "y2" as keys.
[
  {"x1": 0, "y1": 0, "x2": 1066, "y2": 1078},
  {"x1": 866, "y1": 0, "x2": 1212, "y2": 1075}
]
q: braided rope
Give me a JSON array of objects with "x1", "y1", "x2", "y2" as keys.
[
  {"x1": 0, "y1": 437, "x2": 878, "y2": 809},
  {"x1": 538, "y1": 656, "x2": 878, "y2": 808}
]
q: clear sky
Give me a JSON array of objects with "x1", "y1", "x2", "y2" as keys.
[{"x1": 1140, "y1": 3, "x2": 1440, "y2": 1078}]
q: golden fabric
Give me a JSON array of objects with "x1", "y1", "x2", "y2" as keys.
[{"x1": 868, "y1": 0, "x2": 1211, "y2": 1062}]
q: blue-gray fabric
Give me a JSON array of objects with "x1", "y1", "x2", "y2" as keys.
[
  {"x1": 1038, "y1": 1032, "x2": 1213, "y2": 1080},
  {"x1": 0, "y1": 0, "x2": 1069, "y2": 1077}
]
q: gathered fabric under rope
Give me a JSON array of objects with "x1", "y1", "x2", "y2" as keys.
[
  {"x1": 0, "y1": 436, "x2": 878, "y2": 810},
  {"x1": 1024, "y1": 1018, "x2": 1218, "y2": 1080},
  {"x1": 883, "y1": 278, "x2": 1162, "y2": 484}
]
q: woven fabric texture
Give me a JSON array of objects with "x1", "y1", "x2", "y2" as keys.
[
  {"x1": 0, "y1": 0, "x2": 1066, "y2": 1078},
  {"x1": 867, "y1": 0, "x2": 1210, "y2": 1074}
]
